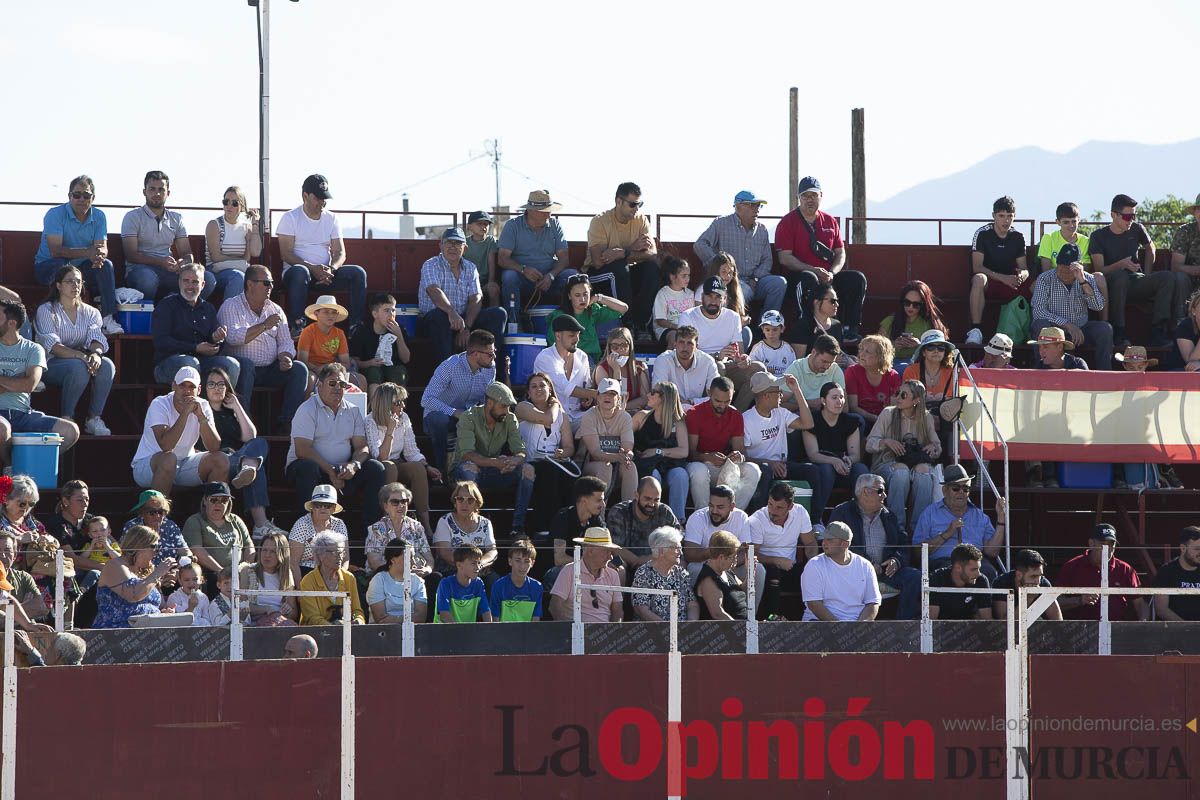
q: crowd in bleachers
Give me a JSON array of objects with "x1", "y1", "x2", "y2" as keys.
[{"x1": 1, "y1": 171, "x2": 1200, "y2": 649}]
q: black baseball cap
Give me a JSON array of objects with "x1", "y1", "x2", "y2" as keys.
[
  {"x1": 1090, "y1": 523, "x2": 1117, "y2": 542},
  {"x1": 1057, "y1": 243, "x2": 1080, "y2": 265},
  {"x1": 702, "y1": 276, "x2": 727, "y2": 296},
  {"x1": 202, "y1": 481, "x2": 232, "y2": 498},
  {"x1": 303, "y1": 174, "x2": 333, "y2": 199}
]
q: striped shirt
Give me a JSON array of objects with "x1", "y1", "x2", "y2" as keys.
[
  {"x1": 417, "y1": 254, "x2": 481, "y2": 316},
  {"x1": 218, "y1": 293, "x2": 295, "y2": 367},
  {"x1": 420, "y1": 353, "x2": 494, "y2": 419},
  {"x1": 1030, "y1": 268, "x2": 1104, "y2": 328},
  {"x1": 692, "y1": 213, "x2": 774, "y2": 280},
  {"x1": 35, "y1": 301, "x2": 108, "y2": 354}
]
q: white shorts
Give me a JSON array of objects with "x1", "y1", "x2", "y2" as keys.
[{"x1": 132, "y1": 452, "x2": 208, "y2": 488}]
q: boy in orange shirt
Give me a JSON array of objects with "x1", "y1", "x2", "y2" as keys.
[{"x1": 296, "y1": 295, "x2": 367, "y2": 390}]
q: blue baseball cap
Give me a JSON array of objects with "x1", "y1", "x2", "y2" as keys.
[
  {"x1": 734, "y1": 190, "x2": 767, "y2": 206},
  {"x1": 441, "y1": 227, "x2": 467, "y2": 243},
  {"x1": 798, "y1": 176, "x2": 822, "y2": 195},
  {"x1": 467, "y1": 210, "x2": 493, "y2": 224}
]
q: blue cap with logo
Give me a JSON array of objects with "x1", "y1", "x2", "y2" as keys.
[
  {"x1": 734, "y1": 190, "x2": 767, "y2": 206},
  {"x1": 798, "y1": 176, "x2": 822, "y2": 195},
  {"x1": 441, "y1": 227, "x2": 467, "y2": 243}
]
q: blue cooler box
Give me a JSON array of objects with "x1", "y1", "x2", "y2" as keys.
[
  {"x1": 526, "y1": 305, "x2": 557, "y2": 335},
  {"x1": 1057, "y1": 462, "x2": 1112, "y2": 489},
  {"x1": 507, "y1": 335, "x2": 545, "y2": 386},
  {"x1": 117, "y1": 303, "x2": 153, "y2": 334},
  {"x1": 637, "y1": 353, "x2": 657, "y2": 375},
  {"x1": 11, "y1": 433, "x2": 63, "y2": 489},
  {"x1": 395, "y1": 304, "x2": 420, "y2": 337}
]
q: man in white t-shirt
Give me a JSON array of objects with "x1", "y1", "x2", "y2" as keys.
[
  {"x1": 681, "y1": 484, "x2": 766, "y2": 610},
  {"x1": 651, "y1": 325, "x2": 718, "y2": 410},
  {"x1": 748, "y1": 480, "x2": 816, "y2": 617},
  {"x1": 742, "y1": 372, "x2": 824, "y2": 511},
  {"x1": 130, "y1": 366, "x2": 230, "y2": 494},
  {"x1": 276, "y1": 174, "x2": 368, "y2": 336},
  {"x1": 676, "y1": 277, "x2": 764, "y2": 410},
  {"x1": 801, "y1": 521, "x2": 881, "y2": 622},
  {"x1": 533, "y1": 315, "x2": 595, "y2": 432}
]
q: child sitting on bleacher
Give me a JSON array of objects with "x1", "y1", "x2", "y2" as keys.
[
  {"x1": 464, "y1": 211, "x2": 500, "y2": 308},
  {"x1": 435, "y1": 545, "x2": 493, "y2": 623},
  {"x1": 80, "y1": 516, "x2": 121, "y2": 565},
  {"x1": 749, "y1": 310, "x2": 794, "y2": 378},
  {"x1": 489, "y1": 539, "x2": 543, "y2": 622},
  {"x1": 297, "y1": 295, "x2": 367, "y2": 392},
  {"x1": 348, "y1": 293, "x2": 410, "y2": 396},
  {"x1": 201, "y1": 565, "x2": 249, "y2": 626},
  {"x1": 166, "y1": 559, "x2": 212, "y2": 624},
  {"x1": 651, "y1": 255, "x2": 695, "y2": 350}
]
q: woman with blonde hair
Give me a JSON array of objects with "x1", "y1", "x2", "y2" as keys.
[
  {"x1": 844, "y1": 334, "x2": 901, "y2": 426},
  {"x1": 365, "y1": 382, "x2": 439, "y2": 532},
  {"x1": 240, "y1": 531, "x2": 298, "y2": 626},
  {"x1": 515, "y1": 372, "x2": 576, "y2": 534},
  {"x1": 696, "y1": 252, "x2": 752, "y2": 349},
  {"x1": 630, "y1": 381, "x2": 690, "y2": 519},
  {"x1": 865, "y1": 379, "x2": 940, "y2": 532},
  {"x1": 93, "y1": 525, "x2": 177, "y2": 628},
  {"x1": 204, "y1": 185, "x2": 262, "y2": 298},
  {"x1": 593, "y1": 326, "x2": 650, "y2": 412}
]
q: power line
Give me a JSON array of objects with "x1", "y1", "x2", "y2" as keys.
[
  {"x1": 499, "y1": 163, "x2": 604, "y2": 210},
  {"x1": 350, "y1": 153, "x2": 489, "y2": 209}
]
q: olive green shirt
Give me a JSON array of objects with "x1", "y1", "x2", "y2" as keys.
[
  {"x1": 450, "y1": 404, "x2": 526, "y2": 470},
  {"x1": 182, "y1": 512, "x2": 252, "y2": 571}
]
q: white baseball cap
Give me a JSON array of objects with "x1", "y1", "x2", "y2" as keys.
[
  {"x1": 174, "y1": 366, "x2": 201, "y2": 386},
  {"x1": 597, "y1": 378, "x2": 622, "y2": 394}
]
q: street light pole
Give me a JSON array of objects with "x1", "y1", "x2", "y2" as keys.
[{"x1": 253, "y1": 0, "x2": 271, "y2": 235}]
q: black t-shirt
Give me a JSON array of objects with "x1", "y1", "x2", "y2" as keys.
[
  {"x1": 1166, "y1": 318, "x2": 1199, "y2": 370},
  {"x1": 929, "y1": 566, "x2": 991, "y2": 620},
  {"x1": 349, "y1": 324, "x2": 398, "y2": 362},
  {"x1": 694, "y1": 562, "x2": 748, "y2": 620},
  {"x1": 548, "y1": 506, "x2": 602, "y2": 547},
  {"x1": 796, "y1": 317, "x2": 845, "y2": 350},
  {"x1": 992, "y1": 570, "x2": 1052, "y2": 591},
  {"x1": 1150, "y1": 558, "x2": 1200, "y2": 620},
  {"x1": 1087, "y1": 223, "x2": 1151, "y2": 268},
  {"x1": 809, "y1": 413, "x2": 859, "y2": 458},
  {"x1": 211, "y1": 407, "x2": 245, "y2": 450},
  {"x1": 43, "y1": 512, "x2": 85, "y2": 549},
  {"x1": 972, "y1": 225, "x2": 1027, "y2": 275}
]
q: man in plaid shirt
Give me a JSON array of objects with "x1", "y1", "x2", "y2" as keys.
[{"x1": 1030, "y1": 243, "x2": 1112, "y2": 369}]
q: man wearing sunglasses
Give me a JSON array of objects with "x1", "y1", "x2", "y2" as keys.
[
  {"x1": 34, "y1": 175, "x2": 123, "y2": 335},
  {"x1": 218, "y1": 265, "x2": 308, "y2": 429},
  {"x1": 912, "y1": 464, "x2": 1006, "y2": 580},
  {"x1": 828, "y1": 473, "x2": 921, "y2": 619},
  {"x1": 583, "y1": 182, "x2": 660, "y2": 335},
  {"x1": 1089, "y1": 193, "x2": 1190, "y2": 348},
  {"x1": 497, "y1": 190, "x2": 576, "y2": 316}
]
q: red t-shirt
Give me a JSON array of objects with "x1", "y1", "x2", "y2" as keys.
[
  {"x1": 686, "y1": 400, "x2": 745, "y2": 455},
  {"x1": 774, "y1": 210, "x2": 844, "y2": 268},
  {"x1": 1056, "y1": 552, "x2": 1141, "y2": 621},
  {"x1": 843, "y1": 364, "x2": 902, "y2": 417}
]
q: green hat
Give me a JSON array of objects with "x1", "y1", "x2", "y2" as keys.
[
  {"x1": 130, "y1": 489, "x2": 167, "y2": 513},
  {"x1": 485, "y1": 381, "x2": 517, "y2": 407}
]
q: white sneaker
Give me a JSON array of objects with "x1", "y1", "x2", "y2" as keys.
[
  {"x1": 252, "y1": 520, "x2": 286, "y2": 543},
  {"x1": 375, "y1": 332, "x2": 397, "y2": 367},
  {"x1": 965, "y1": 328, "x2": 983, "y2": 346},
  {"x1": 84, "y1": 417, "x2": 111, "y2": 436},
  {"x1": 231, "y1": 464, "x2": 257, "y2": 489},
  {"x1": 102, "y1": 315, "x2": 125, "y2": 335}
]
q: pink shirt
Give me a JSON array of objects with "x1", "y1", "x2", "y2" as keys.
[{"x1": 551, "y1": 561, "x2": 622, "y2": 623}]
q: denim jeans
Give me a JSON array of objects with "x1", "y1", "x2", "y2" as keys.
[
  {"x1": 422, "y1": 307, "x2": 507, "y2": 368},
  {"x1": 283, "y1": 264, "x2": 367, "y2": 329},
  {"x1": 452, "y1": 463, "x2": 534, "y2": 532},
  {"x1": 738, "y1": 275, "x2": 787, "y2": 314},
  {"x1": 500, "y1": 268, "x2": 579, "y2": 318},
  {"x1": 34, "y1": 258, "x2": 119, "y2": 318},
  {"x1": 652, "y1": 466, "x2": 690, "y2": 520},
  {"x1": 227, "y1": 436, "x2": 269, "y2": 510},
  {"x1": 154, "y1": 354, "x2": 241, "y2": 388},
  {"x1": 125, "y1": 263, "x2": 217, "y2": 302},
  {"x1": 233, "y1": 358, "x2": 310, "y2": 426},
  {"x1": 211, "y1": 268, "x2": 246, "y2": 300},
  {"x1": 884, "y1": 566, "x2": 923, "y2": 620},
  {"x1": 813, "y1": 461, "x2": 871, "y2": 517},
  {"x1": 286, "y1": 456, "x2": 386, "y2": 524},
  {"x1": 423, "y1": 410, "x2": 454, "y2": 473},
  {"x1": 874, "y1": 462, "x2": 935, "y2": 533},
  {"x1": 43, "y1": 355, "x2": 114, "y2": 418}
]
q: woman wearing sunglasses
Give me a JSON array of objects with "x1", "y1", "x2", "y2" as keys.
[
  {"x1": 903, "y1": 330, "x2": 958, "y2": 459},
  {"x1": 204, "y1": 185, "x2": 262, "y2": 299},
  {"x1": 544, "y1": 273, "x2": 627, "y2": 363},
  {"x1": 878, "y1": 281, "x2": 949, "y2": 366},
  {"x1": 203, "y1": 367, "x2": 276, "y2": 539},
  {"x1": 865, "y1": 379, "x2": 940, "y2": 533}
]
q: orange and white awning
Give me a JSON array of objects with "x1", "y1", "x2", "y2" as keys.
[{"x1": 959, "y1": 368, "x2": 1200, "y2": 463}]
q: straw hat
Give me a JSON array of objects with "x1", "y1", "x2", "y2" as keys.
[
  {"x1": 305, "y1": 484, "x2": 344, "y2": 514},
  {"x1": 304, "y1": 294, "x2": 349, "y2": 323},
  {"x1": 1027, "y1": 326, "x2": 1074, "y2": 350},
  {"x1": 572, "y1": 526, "x2": 621, "y2": 550}
]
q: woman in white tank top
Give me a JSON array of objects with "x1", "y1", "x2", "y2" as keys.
[
  {"x1": 515, "y1": 372, "x2": 577, "y2": 534},
  {"x1": 204, "y1": 185, "x2": 262, "y2": 299}
]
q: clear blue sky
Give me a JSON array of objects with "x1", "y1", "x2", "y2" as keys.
[{"x1": 3, "y1": 0, "x2": 1197, "y2": 238}]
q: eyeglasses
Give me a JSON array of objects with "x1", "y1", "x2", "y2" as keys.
[
  {"x1": 869, "y1": 487, "x2": 886, "y2": 496},
  {"x1": 924, "y1": 344, "x2": 948, "y2": 352},
  {"x1": 902, "y1": 299, "x2": 923, "y2": 309},
  {"x1": 1118, "y1": 212, "x2": 1137, "y2": 222},
  {"x1": 221, "y1": 199, "x2": 240, "y2": 207},
  {"x1": 324, "y1": 380, "x2": 349, "y2": 389},
  {"x1": 205, "y1": 381, "x2": 228, "y2": 389},
  {"x1": 824, "y1": 297, "x2": 840, "y2": 305},
  {"x1": 589, "y1": 588, "x2": 600, "y2": 608},
  {"x1": 70, "y1": 191, "x2": 94, "y2": 200},
  {"x1": 13, "y1": 501, "x2": 32, "y2": 509},
  {"x1": 250, "y1": 278, "x2": 274, "y2": 287},
  {"x1": 621, "y1": 198, "x2": 644, "y2": 209},
  {"x1": 142, "y1": 508, "x2": 167, "y2": 517},
  {"x1": 386, "y1": 497, "x2": 409, "y2": 506},
  {"x1": 946, "y1": 484, "x2": 970, "y2": 493},
  {"x1": 60, "y1": 278, "x2": 83, "y2": 286}
]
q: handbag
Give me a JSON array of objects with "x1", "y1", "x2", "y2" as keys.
[{"x1": 995, "y1": 296, "x2": 1031, "y2": 347}]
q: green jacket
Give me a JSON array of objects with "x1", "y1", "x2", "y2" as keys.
[
  {"x1": 545, "y1": 303, "x2": 622, "y2": 363},
  {"x1": 450, "y1": 404, "x2": 526, "y2": 470}
]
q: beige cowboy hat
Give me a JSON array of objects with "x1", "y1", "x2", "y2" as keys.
[
  {"x1": 1027, "y1": 326, "x2": 1074, "y2": 350},
  {"x1": 1114, "y1": 345, "x2": 1159, "y2": 368},
  {"x1": 572, "y1": 526, "x2": 621, "y2": 550},
  {"x1": 305, "y1": 294, "x2": 349, "y2": 323},
  {"x1": 520, "y1": 189, "x2": 563, "y2": 213}
]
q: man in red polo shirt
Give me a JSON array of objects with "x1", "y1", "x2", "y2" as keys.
[
  {"x1": 685, "y1": 376, "x2": 761, "y2": 512},
  {"x1": 1056, "y1": 524, "x2": 1148, "y2": 621}
]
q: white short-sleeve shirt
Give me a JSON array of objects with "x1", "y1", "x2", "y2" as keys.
[
  {"x1": 132, "y1": 393, "x2": 214, "y2": 464},
  {"x1": 747, "y1": 505, "x2": 812, "y2": 559},
  {"x1": 741, "y1": 406, "x2": 798, "y2": 462},
  {"x1": 276, "y1": 206, "x2": 341, "y2": 266}
]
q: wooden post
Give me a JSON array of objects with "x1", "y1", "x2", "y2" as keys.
[
  {"x1": 851, "y1": 108, "x2": 866, "y2": 244},
  {"x1": 789, "y1": 88, "x2": 799, "y2": 211}
]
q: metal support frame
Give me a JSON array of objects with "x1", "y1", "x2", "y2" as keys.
[
  {"x1": 53, "y1": 550, "x2": 64, "y2": 633},
  {"x1": 1, "y1": 601, "x2": 15, "y2": 800},
  {"x1": 745, "y1": 545, "x2": 758, "y2": 654},
  {"x1": 956, "y1": 356, "x2": 1011, "y2": 568}
]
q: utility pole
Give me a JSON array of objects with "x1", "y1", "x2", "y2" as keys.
[
  {"x1": 788, "y1": 88, "x2": 799, "y2": 211},
  {"x1": 488, "y1": 138, "x2": 502, "y2": 216},
  {"x1": 851, "y1": 108, "x2": 867, "y2": 244}
]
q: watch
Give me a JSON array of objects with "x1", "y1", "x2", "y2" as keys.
[{"x1": 655, "y1": 448, "x2": 662, "y2": 457}]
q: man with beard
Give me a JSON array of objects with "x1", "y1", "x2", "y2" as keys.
[
  {"x1": 677, "y1": 277, "x2": 765, "y2": 410},
  {"x1": 685, "y1": 377, "x2": 761, "y2": 511},
  {"x1": 928, "y1": 543, "x2": 993, "y2": 620},
  {"x1": 150, "y1": 263, "x2": 241, "y2": 386},
  {"x1": 534, "y1": 315, "x2": 595, "y2": 433},
  {"x1": 607, "y1": 476, "x2": 679, "y2": 572},
  {"x1": 122, "y1": 170, "x2": 212, "y2": 301},
  {"x1": 1152, "y1": 526, "x2": 1200, "y2": 621},
  {"x1": 682, "y1": 483, "x2": 766, "y2": 613},
  {"x1": 450, "y1": 381, "x2": 534, "y2": 539},
  {"x1": 992, "y1": 548, "x2": 1061, "y2": 621},
  {"x1": 748, "y1": 480, "x2": 816, "y2": 618}
]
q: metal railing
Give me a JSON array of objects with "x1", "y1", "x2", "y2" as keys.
[
  {"x1": 843, "y1": 216, "x2": 1037, "y2": 246},
  {"x1": 955, "y1": 355, "x2": 1011, "y2": 568}
]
